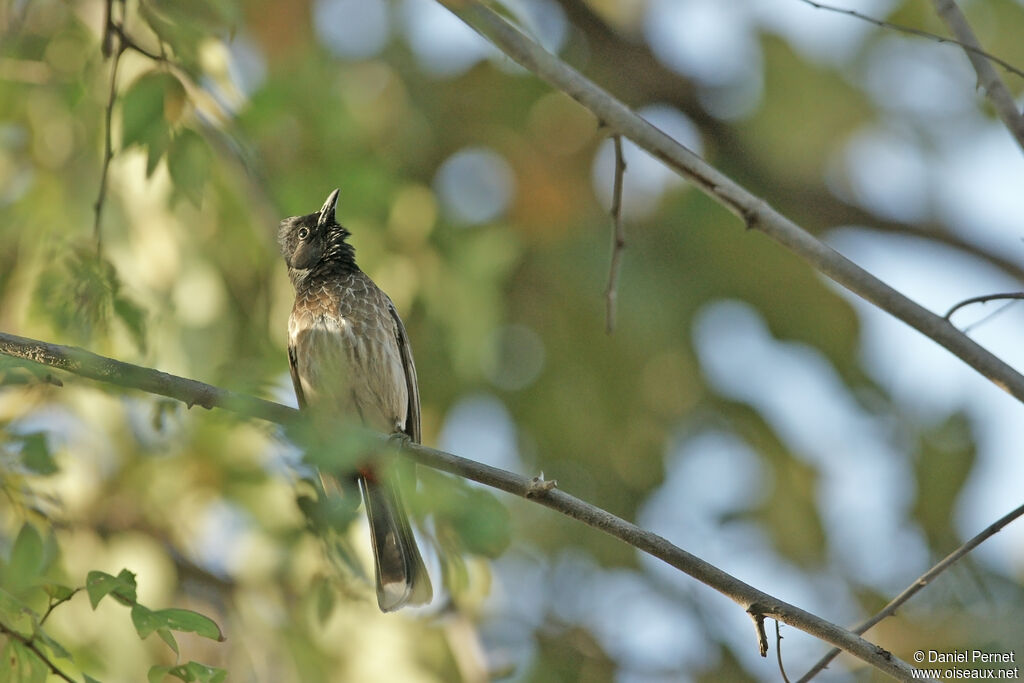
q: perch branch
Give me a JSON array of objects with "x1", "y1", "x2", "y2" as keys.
[{"x1": 0, "y1": 330, "x2": 928, "y2": 681}]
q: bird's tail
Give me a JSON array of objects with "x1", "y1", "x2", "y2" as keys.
[{"x1": 359, "y1": 473, "x2": 432, "y2": 612}]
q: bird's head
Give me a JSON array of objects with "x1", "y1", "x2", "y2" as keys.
[{"x1": 278, "y1": 188, "x2": 351, "y2": 272}]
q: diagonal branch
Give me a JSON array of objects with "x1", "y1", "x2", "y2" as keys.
[
  {"x1": 0, "y1": 330, "x2": 929, "y2": 681},
  {"x1": 438, "y1": 0, "x2": 1024, "y2": 409},
  {"x1": 930, "y1": 0, "x2": 1024, "y2": 154},
  {"x1": 797, "y1": 501, "x2": 1024, "y2": 681},
  {"x1": 0, "y1": 331, "x2": 294, "y2": 425}
]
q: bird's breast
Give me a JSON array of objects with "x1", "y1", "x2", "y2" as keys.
[{"x1": 288, "y1": 298, "x2": 408, "y2": 433}]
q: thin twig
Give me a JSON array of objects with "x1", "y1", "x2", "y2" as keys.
[
  {"x1": 930, "y1": 0, "x2": 1024, "y2": 153},
  {"x1": 749, "y1": 608, "x2": 768, "y2": 657},
  {"x1": 94, "y1": 0, "x2": 125, "y2": 256},
  {"x1": 0, "y1": 621, "x2": 76, "y2": 682},
  {"x1": 39, "y1": 589, "x2": 79, "y2": 626},
  {"x1": 943, "y1": 292, "x2": 1024, "y2": 320},
  {"x1": 0, "y1": 330, "x2": 929, "y2": 681},
  {"x1": 797, "y1": 501, "x2": 1024, "y2": 681},
  {"x1": 776, "y1": 620, "x2": 791, "y2": 683},
  {"x1": 604, "y1": 134, "x2": 627, "y2": 334},
  {"x1": 961, "y1": 300, "x2": 1020, "y2": 335},
  {"x1": 798, "y1": 0, "x2": 1024, "y2": 81},
  {"x1": 438, "y1": 0, "x2": 1024, "y2": 412}
]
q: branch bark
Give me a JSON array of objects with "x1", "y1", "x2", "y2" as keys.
[
  {"x1": 439, "y1": 0, "x2": 1024, "y2": 408},
  {"x1": 931, "y1": 0, "x2": 1024, "y2": 154},
  {"x1": 0, "y1": 330, "x2": 930, "y2": 681}
]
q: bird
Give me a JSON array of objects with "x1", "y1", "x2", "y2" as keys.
[{"x1": 278, "y1": 188, "x2": 432, "y2": 612}]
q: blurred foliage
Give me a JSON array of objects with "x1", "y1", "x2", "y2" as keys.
[{"x1": 0, "y1": 0, "x2": 1022, "y2": 681}]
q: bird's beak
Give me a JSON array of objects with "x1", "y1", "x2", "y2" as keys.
[{"x1": 318, "y1": 189, "x2": 340, "y2": 227}]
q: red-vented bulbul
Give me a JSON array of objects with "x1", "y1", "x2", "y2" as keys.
[{"x1": 278, "y1": 189, "x2": 432, "y2": 612}]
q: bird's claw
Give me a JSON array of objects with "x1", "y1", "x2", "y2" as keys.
[{"x1": 389, "y1": 431, "x2": 412, "y2": 449}]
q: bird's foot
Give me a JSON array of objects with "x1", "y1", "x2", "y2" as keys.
[{"x1": 389, "y1": 431, "x2": 413, "y2": 449}]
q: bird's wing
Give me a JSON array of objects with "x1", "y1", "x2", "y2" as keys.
[
  {"x1": 387, "y1": 300, "x2": 420, "y2": 443},
  {"x1": 287, "y1": 343, "x2": 307, "y2": 409}
]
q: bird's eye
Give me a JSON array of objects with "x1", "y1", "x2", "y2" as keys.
[{"x1": 298, "y1": 227, "x2": 309, "y2": 239}]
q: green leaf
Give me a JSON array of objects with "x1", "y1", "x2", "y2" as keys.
[
  {"x1": 85, "y1": 569, "x2": 137, "y2": 609},
  {"x1": 148, "y1": 662, "x2": 227, "y2": 683},
  {"x1": 32, "y1": 247, "x2": 146, "y2": 351},
  {"x1": 121, "y1": 72, "x2": 180, "y2": 149},
  {"x1": 419, "y1": 471, "x2": 511, "y2": 559},
  {"x1": 121, "y1": 71, "x2": 184, "y2": 178},
  {"x1": 1, "y1": 640, "x2": 49, "y2": 683},
  {"x1": 314, "y1": 577, "x2": 335, "y2": 626},
  {"x1": 0, "y1": 587, "x2": 28, "y2": 615},
  {"x1": 130, "y1": 603, "x2": 157, "y2": 639},
  {"x1": 19, "y1": 433, "x2": 56, "y2": 475},
  {"x1": 0, "y1": 587, "x2": 36, "y2": 635},
  {"x1": 148, "y1": 665, "x2": 173, "y2": 683},
  {"x1": 156, "y1": 627, "x2": 179, "y2": 655},
  {"x1": 6, "y1": 524, "x2": 44, "y2": 592},
  {"x1": 132, "y1": 604, "x2": 225, "y2": 642},
  {"x1": 41, "y1": 584, "x2": 76, "y2": 603},
  {"x1": 913, "y1": 412, "x2": 977, "y2": 549},
  {"x1": 179, "y1": 662, "x2": 227, "y2": 683},
  {"x1": 32, "y1": 624, "x2": 70, "y2": 660},
  {"x1": 167, "y1": 128, "x2": 210, "y2": 206},
  {"x1": 145, "y1": 127, "x2": 170, "y2": 178},
  {"x1": 457, "y1": 489, "x2": 512, "y2": 558},
  {"x1": 84, "y1": 675, "x2": 104, "y2": 683},
  {"x1": 112, "y1": 293, "x2": 148, "y2": 353}
]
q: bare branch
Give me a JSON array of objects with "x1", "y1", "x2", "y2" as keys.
[
  {"x1": 776, "y1": 620, "x2": 792, "y2": 683},
  {"x1": 94, "y1": 0, "x2": 125, "y2": 255},
  {"x1": 0, "y1": 331, "x2": 294, "y2": 425},
  {"x1": 438, "y1": 0, "x2": 1024, "y2": 410},
  {"x1": 797, "y1": 501, "x2": 1024, "y2": 681},
  {"x1": 944, "y1": 292, "x2": 1024, "y2": 320},
  {"x1": 799, "y1": 0, "x2": 1024, "y2": 82},
  {"x1": 930, "y1": 0, "x2": 1024, "y2": 153},
  {"x1": 0, "y1": 330, "x2": 929, "y2": 681},
  {"x1": 604, "y1": 134, "x2": 627, "y2": 334}
]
